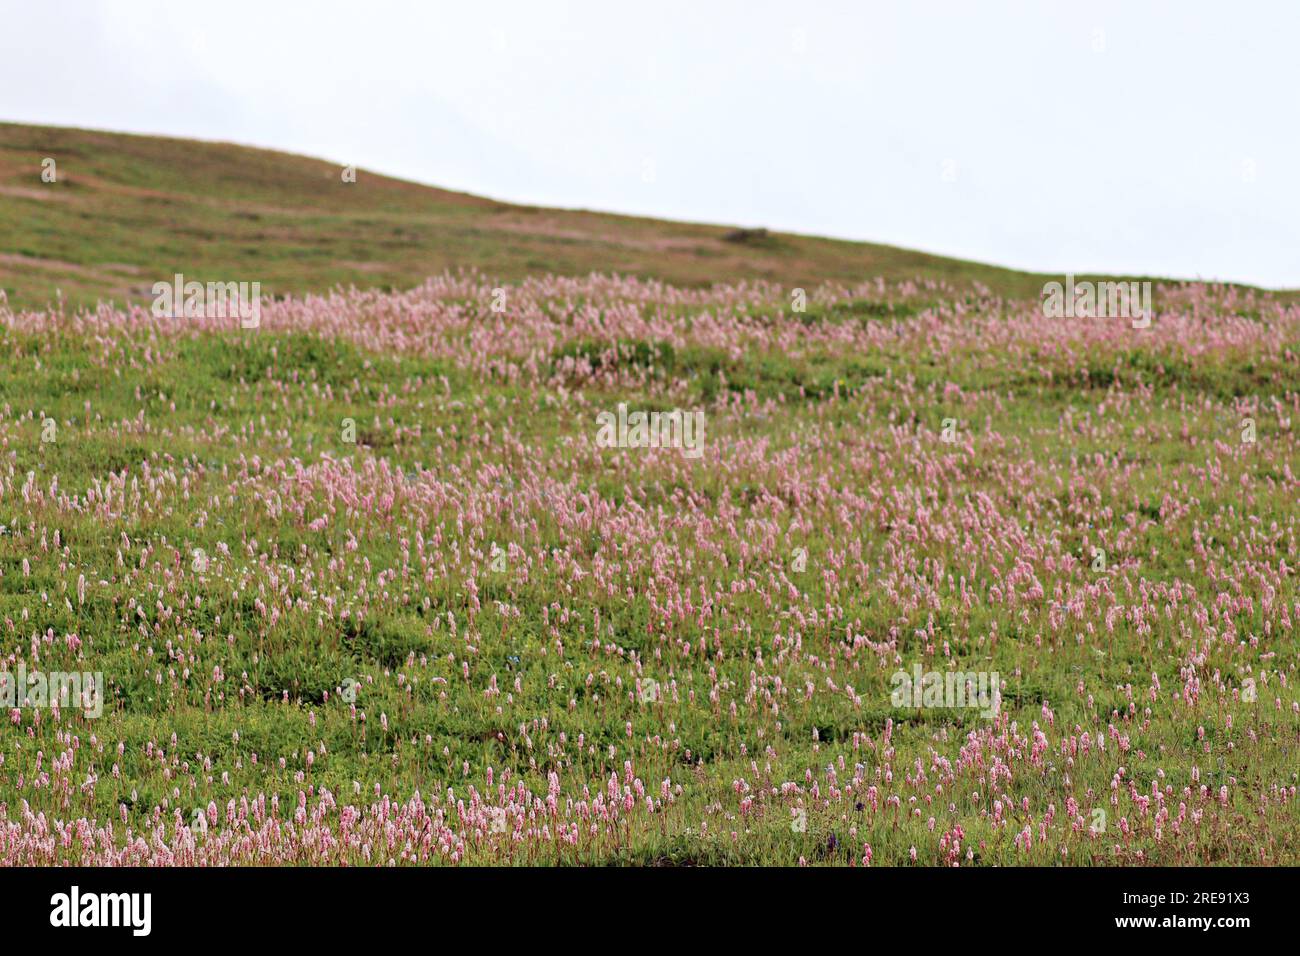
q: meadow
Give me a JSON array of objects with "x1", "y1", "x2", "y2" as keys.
[{"x1": 0, "y1": 271, "x2": 1296, "y2": 865}]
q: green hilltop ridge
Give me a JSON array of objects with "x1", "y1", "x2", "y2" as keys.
[{"x1": 0, "y1": 121, "x2": 1284, "y2": 311}]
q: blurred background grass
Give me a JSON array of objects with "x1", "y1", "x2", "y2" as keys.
[{"x1": 5, "y1": 121, "x2": 1262, "y2": 312}]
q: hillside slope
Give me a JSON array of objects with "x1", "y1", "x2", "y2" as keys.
[{"x1": 0, "y1": 122, "x2": 1273, "y2": 311}]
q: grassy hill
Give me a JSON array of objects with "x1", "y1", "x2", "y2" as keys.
[
  {"x1": 1, "y1": 123, "x2": 1298, "y2": 869},
  {"x1": 0, "y1": 121, "x2": 1215, "y2": 311}
]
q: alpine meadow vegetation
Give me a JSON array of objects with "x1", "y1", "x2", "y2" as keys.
[{"x1": 0, "y1": 272, "x2": 1296, "y2": 865}]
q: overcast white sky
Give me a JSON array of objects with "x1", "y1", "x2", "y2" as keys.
[{"x1": 2, "y1": 0, "x2": 1297, "y2": 287}]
